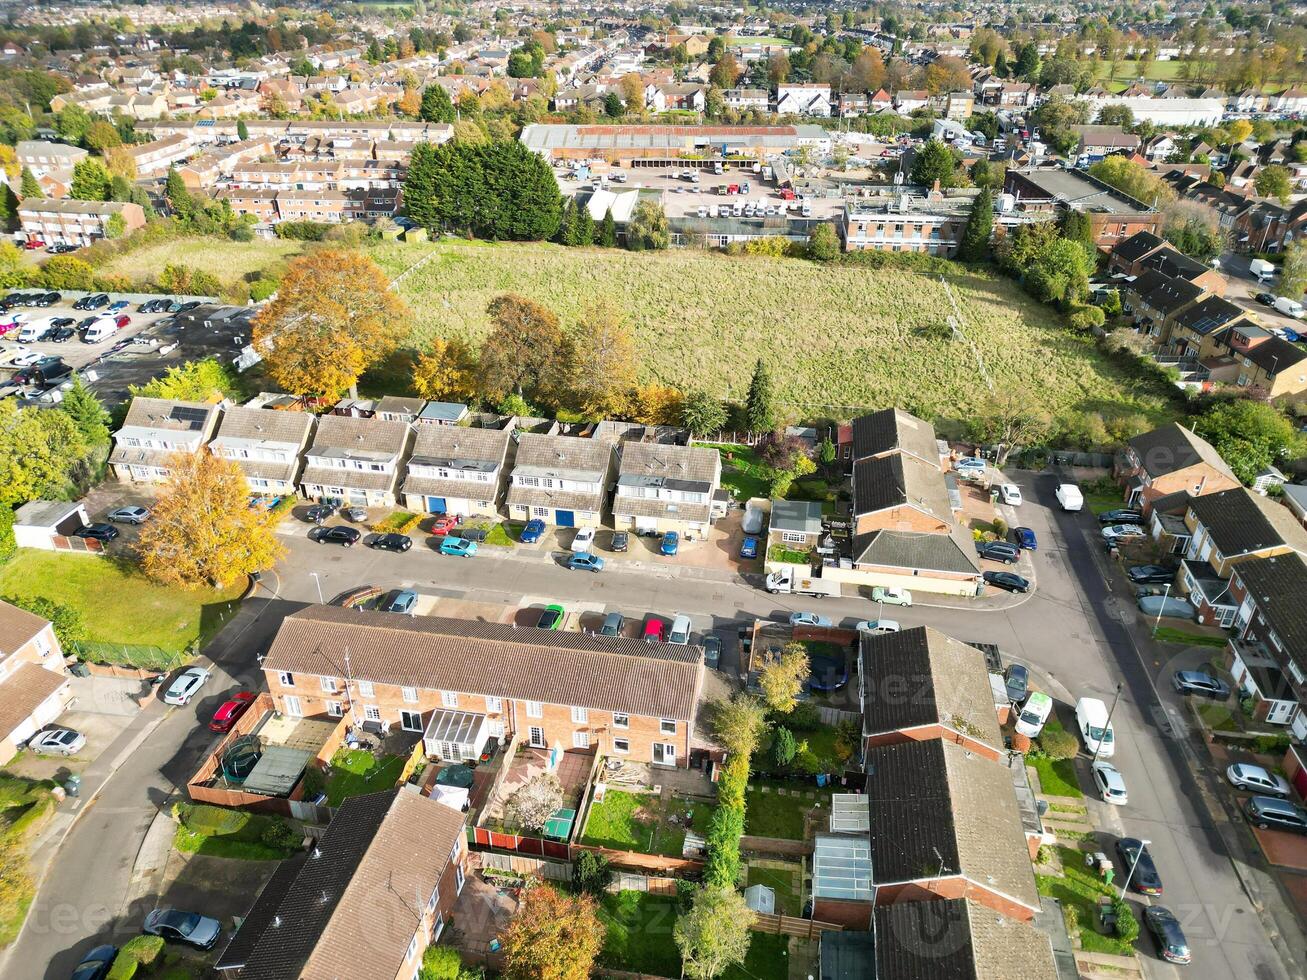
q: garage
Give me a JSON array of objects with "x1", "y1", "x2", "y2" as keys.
[
  {"x1": 556, "y1": 510, "x2": 574, "y2": 527},
  {"x1": 426, "y1": 496, "x2": 447, "y2": 514}
]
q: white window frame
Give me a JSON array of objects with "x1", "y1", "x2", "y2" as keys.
[
  {"x1": 402, "y1": 686, "x2": 418, "y2": 704},
  {"x1": 781, "y1": 530, "x2": 808, "y2": 544},
  {"x1": 455, "y1": 862, "x2": 465, "y2": 893},
  {"x1": 485, "y1": 696, "x2": 502, "y2": 713},
  {"x1": 364, "y1": 705, "x2": 382, "y2": 722},
  {"x1": 400, "y1": 709, "x2": 422, "y2": 732},
  {"x1": 529, "y1": 726, "x2": 545, "y2": 747},
  {"x1": 449, "y1": 836, "x2": 462, "y2": 864},
  {"x1": 613, "y1": 737, "x2": 630, "y2": 754},
  {"x1": 327, "y1": 700, "x2": 343, "y2": 717},
  {"x1": 357, "y1": 680, "x2": 375, "y2": 697},
  {"x1": 613, "y1": 712, "x2": 630, "y2": 729},
  {"x1": 571, "y1": 706, "x2": 588, "y2": 724},
  {"x1": 441, "y1": 690, "x2": 459, "y2": 708},
  {"x1": 660, "y1": 718, "x2": 677, "y2": 735},
  {"x1": 319, "y1": 675, "x2": 337, "y2": 693},
  {"x1": 277, "y1": 671, "x2": 295, "y2": 687},
  {"x1": 525, "y1": 700, "x2": 543, "y2": 718},
  {"x1": 573, "y1": 730, "x2": 590, "y2": 749},
  {"x1": 283, "y1": 695, "x2": 303, "y2": 717},
  {"x1": 406, "y1": 934, "x2": 418, "y2": 962}
]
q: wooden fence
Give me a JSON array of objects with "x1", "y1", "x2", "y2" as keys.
[
  {"x1": 478, "y1": 851, "x2": 571, "y2": 882},
  {"x1": 740, "y1": 835, "x2": 815, "y2": 857},
  {"x1": 750, "y1": 912, "x2": 844, "y2": 939},
  {"x1": 814, "y1": 705, "x2": 862, "y2": 726}
]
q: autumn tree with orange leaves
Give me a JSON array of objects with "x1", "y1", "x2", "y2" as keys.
[
  {"x1": 137, "y1": 452, "x2": 285, "y2": 588},
  {"x1": 253, "y1": 250, "x2": 406, "y2": 399},
  {"x1": 500, "y1": 885, "x2": 604, "y2": 980}
]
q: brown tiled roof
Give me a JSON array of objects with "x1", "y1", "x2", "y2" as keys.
[
  {"x1": 616, "y1": 441, "x2": 721, "y2": 485},
  {"x1": 612, "y1": 495, "x2": 710, "y2": 523},
  {"x1": 0, "y1": 599, "x2": 53, "y2": 662},
  {"x1": 0, "y1": 664, "x2": 65, "y2": 740},
  {"x1": 263, "y1": 607, "x2": 704, "y2": 720},
  {"x1": 505, "y1": 485, "x2": 606, "y2": 513},
  {"x1": 118, "y1": 397, "x2": 218, "y2": 433},
  {"x1": 511, "y1": 433, "x2": 613, "y2": 478},
  {"x1": 299, "y1": 465, "x2": 398, "y2": 493},
  {"x1": 408, "y1": 424, "x2": 510, "y2": 466}
]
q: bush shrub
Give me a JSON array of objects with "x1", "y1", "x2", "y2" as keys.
[
  {"x1": 792, "y1": 748, "x2": 823, "y2": 775},
  {"x1": 771, "y1": 727, "x2": 797, "y2": 768},
  {"x1": 419, "y1": 944, "x2": 464, "y2": 980},
  {"x1": 260, "y1": 818, "x2": 300, "y2": 851},
  {"x1": 783, "y1": 701, "x2": 822, "y2": 732},
  {"x1": 0, "y1": 506, "x2": 14, "y2": 565},
  {"x1": 1068, "y1": 304, "x2": 1106, "y2": 332},
  {"x1": 702, "y1": 805, "x2": 744, "y2": 888},
  {"x1": 572, "y1": 850, "x2": 612, "y2": 896},
  {"x1": 1037, "y1": 726, "x2": 1079, "y2": 761},
  {"x1": 1113, "y1": 898, "x2": 1139, "y2": 943},
  {"x1": 105, "y1": 936, "x2": 164, "y2": 980},
  {"x1": 274, "y1": 220, "x2": 331, "y2": 241},
  {"x1": 1062, "y1": 904, "x2": 1080, "y2": 940},
  {"x1": 250, "y1": 277, "x2": 279, "y2": 302}
]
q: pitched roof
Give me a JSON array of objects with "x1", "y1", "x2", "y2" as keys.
[
  {"x1": 1233, "y1": 552, "x2": 1307, "y2": 675},
  {"x1": 1242, "y1": 335, "x2": 1307, "y2": 375},
  {"x1": 1171, "y1": 296, "x2": 1245, "y2": 336},
  {"x1": 1188, "y1": 487, "x2": 1307, "y2": 557},
  {"x1": 307, "y1": 413, "x2": 411, "y2": 457},
  {"x1": 211, "y1": 405, "x2": 314, "y2": 448},
  {"x1": 852, "y1": 453, "x2": 952, "y2": 521},
  {"x1": 0, "y1": 599, "x2": 52, "y2": 664},
  {"x1": 1131, "y1": 269, "x2": 1205, "y2": 315},
  {"x1": 0, "y1": 664, "x2": 65, "y2": 741},
  {"x1": 1140, "y1": 245, "x2": 1211, "y2": 282},
  {"x1": 1113, "y1": 230, "x2": 1164, "y2": 263},
  {"x1": 1128, "y1": 422, "x2": 1235, "y2": 481},
  {"x1": 865, "y1": 739, "x2": 1040, "y2": 912},
  {"x1": 218, "y1": 790, "x2": 464, "y2": 980},
  {"x1": 616, "y1": 441, "x2": 720, "y2": 487},
  {"x1": 263, "y1": 606, "x2": 703, "y2": 720},
  {"x1": 851, "y1": 525, "x2": 982, "y2": 575},
  {"x1": 407, "y1": 424, "x2": 510, "y2": 468},
  {"x1": 872, "y1": 899, "x2": 1058, "y2": 980},
  {"x1": 850, "y1": 408, "x2": 940, "y2": 464},
  {"x1": 512, "y1": 433, "x2": 613, "y2": 480},
  {"x1": 118, "y1": 397, "x2": 218, "y2": 435},
  {"x1": 859, "y1": 627, "x2": 1003, "y2": 749}
]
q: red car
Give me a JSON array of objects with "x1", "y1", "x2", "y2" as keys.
[
  {"x1": 208, "y1": 691, "x2": 257, "y2": 732},
  {"x1": 22, "y1": 239, "x2": 45, "y2": 251},
  {"x1": 642, "y1": 618, "x2": 666, "y2": 643},
  {"x1": 429, "y1": 515, "x2": 458, "y2": 536},
  {"x1": 113, "y1": 314, "x2": 131, "y2": 329}
]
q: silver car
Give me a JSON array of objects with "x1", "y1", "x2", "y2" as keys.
[
  {"x1": 28, "y1": 727, "x2": 86, "y2": 756},
  {"x1": 1227, "y1": 763, "x2": 1292, "y2": 798},
  {"x1": 163, "y1": 666, "x2": 211, "y2": 706},
  {"x1": 107, "y1": 506, "x2": 150, "y2": 524}
]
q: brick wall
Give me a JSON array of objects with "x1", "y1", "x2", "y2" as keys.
[
  {"x1": 863, "y1": 724, "x2": 1002, "y2": 763},
  {"x1": 873, "y1": 875, "x2": 1036, "y2": 922},
  {"x1": 853, "y1": 504, "x2": 951, "y2": 536}
]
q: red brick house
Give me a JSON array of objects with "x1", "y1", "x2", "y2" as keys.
[{"x1": 1115, "y1": 422, "x2": 1240, "y2": 515}]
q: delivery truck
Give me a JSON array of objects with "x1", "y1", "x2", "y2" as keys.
[
  {"x1": 764, "y1": 568, "x2": 841, "y2": 598},
  {"x1": 1250, "y1": 258, "x2": 1276, "y2": 281}
]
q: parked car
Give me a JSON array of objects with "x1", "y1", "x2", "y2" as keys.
[
  {"x1": 855, "y1": 619, "x2": 900, "y2": 635},
  {"x1": 985, "y1": 570, "x2": 1031, "y2": 593},
  {"x1": 305, "y1": 502, "x2": 336, "y2": 522},
  {"x1": 383, "y1": 589, "x2": 418, "y2": 615},
  {"x1": 567, "y1": 552, "x2": 605, "y2": 572},
  {"x1": 1098, "y1": 509, "x2": 1143, "y2": 525},
  {"x1": 1103, "y1": 524, "x2": 1148, "y2": 545},
  {"x1": 73, "y1": 522, "x2": 119, "y2": 542},
  {"x1": 571, "y1": 527, "x2": 597, "y2": 553},
  {"x1": 519, "y1": 518, "x2": 546, "y2": 543},
  {"x1": 1172, "y1": 670, "x2": 1230, "y2": 699},
  {"x1": 871, "y1": 587, "x2": 912, "y2": 606},
  {"x1": 537, "y1": 604, "x2": 565, "y2": 630},
  {"x1": 429, "y1": 515, "x2": 458, "y2": 536},
  {"x1": 642, "y1": 618, "x2": 667, "y2": 642},
  {"x1": 208, "y1": 691, "x2": 257, "y2": 732},
  {"x1": 599, "y1": 612, "x2": 624, "y2": 637},
  {"x1": 1244, "y1": 796, "x2": 1307, "y2": 835},
  {"x1": 1116, "y1": 838, "x2": 1162, "y2": 895},
  {"x1": 609, "y1": 530, "x2": 629, "y2": 552},
  {"x1": 342, "y1": 506, "x2": 367, "y2": 522},
  {"x1": 49, "y1": 324, "x2": 74, "y2": 343},
  {"x1": 142, "y1": 909, "x2": 221, "y2": 949},
  {"x1": 113, "y1": 314, "x2": 131, "y2": 329},
  {"x1": 668, "y1": 614, "x2": 692, "y2": 644},
  {"x1": 73, "y1": 294, "x2": 109, "y2": 311},
  {"x1": 1143, "y1": 907, "x2": 1191, "y2": 965},
  {"x1": 789, "y1": 612, "x2": 833, "y2": 627},
  {"x1": 1013, "y1": 527, "x2": 1037, "y2": 550},
  {"x1": 1255, "y1": 291, "x2": 1277, "y2": 306},
  {"x1": 177, "y1": 301, "x2": 201, "y2": 313},
  {"x1": 439, "y1": 536, "x2": 477, "y2": 557},
  {"x1": 660, "y1": 530, "x2": 680, "y2": 556},
  {"x1": 999, "y1": 484, "x2": 1023, "y2": 505},
  {"x1": 368, "y1": 532, "x2": 412, "y2": 552},
  {"x1": 27, "y1": 727, "x2": 86, "y2": 756},
  {"x1": 742, "y1": 506, "x2": 765, "y2": 535},
  {"x1": 1014, "y1": 691, "x2": 1054, "y2": 738},
  {"x1": 1092, "y1": 761, "x2": 1128, "y2": 805},
  {"x1": 1137, "y1": 594, "x2": 1196, "y2": 619},
  {"x1": 1226, "y1": 763, "x2": 1291, "y2": 798},
  {"x1": 1003, "y1": 663, "x2": 1029, "y2": 703},
  {"x1": 310, "y1": 525, "x2": 360, "y2": 547},
  {"x1": 107, "y1": 506, "x2": 150, "y2": 525},
  {"x1": 163, "y1": 667, "x2": 211, "y2": 706},
  {"x1": 954, "y1": 456, "x2": 986, "y2": 474},
  {"x1": 978, "y1": 541, "x2": 1021, "y2": 564},
  {"x1": 739, "y1": 536, "x2": 758, "y2": 560},
  {"x1": 34, "y1": 291, "x2": 60, "y2": 307},
  {"x1": 70, "y1": 944, "x2": 118, "y2": 980},
  {"x1": 107, "y1": 300, "x2": 129, "y2": 313},
  {"x1": 1128, "y1": 564, "x2": 1175, "y2": 585}
]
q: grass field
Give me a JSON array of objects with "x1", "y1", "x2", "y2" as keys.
[
  {"x1": 1091, "y1": 59, "x2": 1193, "y2": 83},
  {"x1": 100, "y1": 237, "x2": 305, "y2": 285},
  {"x1": 373, "y1": 240, "x2": 1177, "y2": 425},
  {"x1": 0, "y1": 552, "x2": 245, "y2": 655},
  {"x1": 726, "y1": 35, "x2": 790, "y2": 46},
  {"x1": 173, "y1": 803, "x2": 296, "y2": 861}
]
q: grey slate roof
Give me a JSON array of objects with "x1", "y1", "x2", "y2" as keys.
[
  {"x1": 852, "y1": 453, "x2": 952, "y2": 521},
  {"x1": 1112, "y1": 230, "x2": 1163, "y2": 263},
  {"x1": 849, "y1": 408, "x2": 940, "y2": 465},
  {"x1": 872, "y1": 899, "x2": 1058, "y2": 980},
  {"x1": 852, "y1": 524, "x2": 982, "y2": 575},
  {"x1": 616, "y1": 441, "x2": 720, "y2": 488},
  {"x1": 1171, "y1": 296, "x2": 1245, "y2": 336},
  {"x1": 770, "y1": 499, "x2": 823, "y2": 534},
  {"x1": 1128, "y1": 422, "x2": 1234, "y2": 481},
  {"x1": 1243, "y1": 335, "x2": 1307, "y2": 374},
  {"x1": 1140, "y1": 245, "x2": 1210, "y2": 282},
  {"x1": 1187, "y1": 487, "x2": 1307, "y2": 557},
  {"x1": 407, "y1": 424, "x2": 509, "y2": 470},
  {"x1": 1233, "y1": 553, "x2": 1307, "y2": 675},
  {"x1": 1131, "y1": 269, "x2": 1205, "y2": 316}
]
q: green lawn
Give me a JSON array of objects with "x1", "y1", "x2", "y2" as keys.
[
  {"x1": 1153, "y1": 627, "x2": 1229, "y2": 648},
  {"x1": 725, "y1": 932, "x2": 791, "y2": 980},
  {"x1": 1032, "y1": 756, "x2": 1083, "y2": 799},
  {"x1": 1197, "y1": 703, "x2": 1238, "y2": 732},
  {"x1": 746, "y1": 862, "x2": 803, "y2": 916},
  {"x1": 581, "y1": 789, "x2": 715, "y2": 857},
  {"x1": 374, "y1": 240, "x2": 1177, "y2": 427},
  {"x1": 1037, "y1": 846, "x2": 1137, "y2": 957},
  {"x1": 480, "y1": 520, "x2": 524, "y2": 547},
  {"x1": 173, "y1": 803, "x2": 296, "y2": 861},
  {"x1": 725, "y1": 35, "x2": 791, "y2": 46},
  {"x1": 767, "y1": 544, "x2": 811, "y2": 564},
  {"x1": 599, "y1": 891, "x2": 682, "y2": 977},
  {"x1": 697, "y1": 443, "x2": 773, "y2": 501},
  {"x1": 324, "y1": 750, "x2": 406, "y2": 806},
  {"x1": 0, "y1": 775, "x2": 55, "y2": 947},
  {"x1": 0, "y1": 551, "x2": 245, "y2": 661},
  {"x1": 799, "y1": 725, "x2": 850, "y2": 770},
  {"x1": 744, "y1": 780, "x2": 832, "y2": 840}
]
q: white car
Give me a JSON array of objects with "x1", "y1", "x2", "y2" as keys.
[
  {"x1": 10, "y1": 349, "x2": 45, "y2": 367},
  {"x1": 1014, "y1": 692, "x2": 1054, "y2": 738},
  {"x1": 855, "y1": 619, "x2": 900, "y2": 635},
  {"x1": 570, "y1": 527, "x2": 597, "y2": 553},
  {"x1": 1226, "y1": 763, "x2": 1292, "y2": 798},
  {"x1": 27, "y1": 727, "x2": 86, "y2": 756},
  {"x1": 1102, "y1": 524, "x2": 1147, "y2": 545},
  {"x1": 954, "y1": 457, "x2": 986, "y2": 475},
  {"x1": 999, "y1": 484, "x2": 1023, "y2": 506},
  {"x1": 871, "y1": 587, "x2": 913, "y2": 607},
  {"x1": 163, "y1": 666, "x2": 211, "y2": 706},
  {"x1": 668, "y1": 613, "x2": 692, "y2": 645},
  {"x1": 1091, "y1": 761, "x2": 1128, "y2": 805}
]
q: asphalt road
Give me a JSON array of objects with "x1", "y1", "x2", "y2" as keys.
[{"x1": 8, "y1": 470, "x2": 1301, "y2": 979}]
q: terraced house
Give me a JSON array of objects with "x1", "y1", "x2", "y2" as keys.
[
  {"x1": 1226, "y1": 553, "x2": 1307, "y2": 735},
  {"x1": 208, "y1": 406, "x2": 315, "y2": 497},
  {"x1": 612, "y1": 441, "x2": 722, "y2": 539},
  {"x1": 1116, "y1": 422, "x2": 1240, "y2": 515},
  {"x1": 298, "y1": 414, "x2": 413, "y2": 508},
  {"x1": 401, "y1": 424, "x2": 511, "y2": 518},
  {"x1": 110, "y1": 398, "x2": 221, "y2": 484},
  {"x1": 261, "y1": 607, "x2": 704, "y2": 769},
  {"x1": 506, "y1": 433, "x2": 614, "y2": 528},
  {"x1": 0, "y1": 601, "x2": 72, "y2": 766}
]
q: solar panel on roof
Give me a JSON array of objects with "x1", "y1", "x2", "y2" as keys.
[{"x1": 169, "y1": 406, "x2": 209, "y2": 430}]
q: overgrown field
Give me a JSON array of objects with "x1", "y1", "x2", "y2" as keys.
[
  {"x1": 374, "y1": 240, "x2": 1178, "y2": 426},
  {"x1": 100, "y1": 237, "x2": 306, "y2": 284}
]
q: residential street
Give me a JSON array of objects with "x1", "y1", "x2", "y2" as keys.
[{"x1": 7, "y1": 470, "x2": 1304, "y2": 980}]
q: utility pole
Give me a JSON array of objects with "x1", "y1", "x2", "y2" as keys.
[
  {"x1": 1119, "y1": 838, "x2": 1151, "y2": 899},
  {"x1": 1092, "y1": 682, "x2": 1124, "y2": 764}
]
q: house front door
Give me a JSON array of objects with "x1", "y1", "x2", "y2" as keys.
[
  {"x1": 1267, "y1": 700, "x2": 1296, "y2": 725},
  {"x1": 652, "y1": 742, "x2": 676, "y2": 766}
]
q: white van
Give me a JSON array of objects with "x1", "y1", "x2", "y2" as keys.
[
  {"x1": 1015, "y1": 692, "x2": 1054, "y2": 738},
  {"x1": 17, "y1": 318, "x2": 52, "y2": 343},
  {"x1": 1075, "y1": 697, "x2": 1115, "y2": 758},
  {"x1": 1055, "y1": 484, "x2": 1084, "y2": 512},
  {"x1": 82, "y1": 317, "x2": 118, "y2": 344},
  {"x1": 1274, "y1": 296, "x2": 1305, "y2": 319}
]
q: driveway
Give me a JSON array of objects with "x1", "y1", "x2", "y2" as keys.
[{"x1": 1219, "y1": 252, "x2": 1304, "y2": 334}]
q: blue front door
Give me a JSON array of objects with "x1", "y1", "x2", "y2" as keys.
[
  {"x1": 556, "y1": 510, "x2": 574, "y2": 528},
  {"x1": 426, "y1": 496, "x2": 446, "y2": 514}
]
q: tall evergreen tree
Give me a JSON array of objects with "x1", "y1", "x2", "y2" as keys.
[
  {"x1": 58, "y1": 377, "x2": 109, "y2": 446},
  {"x1": 419, "y1": 84, "x2": 456, "y2": 123},
  {"x1": 959, "y1": 187, "x2": 994, "y2": 262},
  {"x1": 0, "y1": 181, "x2": 17, "y2": 232},
  {"x1": 19, "y1": 167, "x2": 41, "y2": 199},
  {"x1": 558, "y1": 197, "x2": 578, "y2": 244},
  {"x1": 576, "y1": 204, "x2": 595, "y2": 245},
  {"x1": 909, "y1": 139, "x2": 957, "y2": 188},
  {"x1": 744, "y1": 359, "x2": 775, "y2": 433},
  {"x1": 237, "y1": 118, "x2": 249, "y2": 141},
  {"x1": 599, "y1": 208, "x2": 617, "y2": 247}
]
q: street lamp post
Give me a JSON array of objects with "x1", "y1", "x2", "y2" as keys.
[
  {"x1": 1152, "y1": 583, "x2": 1172, "y2": 637},
  {"x1": 1119, "y1": 838, "x2": 1151, "y2": 900},
  {"x1": 1092, "y1": 682, "x2": 1124, "y2": 765},
  {"x1": 309, "y1": 572, "x2": 324, "y2": 605}
]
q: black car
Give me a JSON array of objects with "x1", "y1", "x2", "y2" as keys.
[
  {"x1": 1004, "y1": 663, "x2": 1029, "y2": 703},
  {"x1": 34, "y1": 292, "x2": 61, "y2": 307},
  {"x1": 536, "y1": 607, "x2": 564, "y2": 630},
  {"x1": 177, "y1": 301, "x2": 201, "y2": 313},
  {"x1": 31, "y1": 361, "x2": 72, "y2": 386},
  {"x1": 1144, "y1": 907, "x2": 1191, "y2": 964},
  {"x1": 1098, "y1": 509, "x2": 1143, "y2": 525},
  {"x1": 1255, "y1": 291, "x2": 1276, "y2": 306},
  {"x1": 13, "y1": 357, "x2": 63, "y2": 384},
  {"x1": 977, "y1": 540, "x2": 1020, "y2": 564},
  {"x1": 77, "y1": 315, "x2": 100, "y2": 329},
  {"x1": 310, "y1": 525, "x2": 360, "y2": 547},
  {"x1": 73, "y1": 523, "x2": 119, "y2": 542},
  {"x1": 139, "y1": 299, "x2": 166, "y2": 313},
  {"x1": 1116, "y1": 837, "x2": 1162, "y2": 895},
  {"x1": 305, "y1": 502, "x2": 337, "y2": 522},
  {"x1": 1128, "y1": 564, "x2": 1175, "y2": 585},
  {"x1": 369, "y1": 532, "x2": 413, "y2": 552},
  {"x1": 74, "y1": 293, "x2": 110, "y2": 311},
  {"x1": 610, "y1": 530, "x2": 629, "y2": 552},
  {"x1": 70, "y1": 944, "x2": 118, "y2": 980},
  {"x1": 703, "y1": 634, "x2": 722, "y2": 669},
  {"x1": 50, "y1": 316, "x2": 74, "y2": 328},
  {"x1": 50, "y1": 325, "x2": 75, "y2": 342},
  {"x1": 1, "y1": 292, "x2": 24, "y2": 306},
  {"x1": 984, "y1": 570, "x2": 1031, "y2": 593}
]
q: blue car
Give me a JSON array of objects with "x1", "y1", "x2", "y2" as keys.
[
  {"x1": 660, "y1": 531, "x2": 679, "y2": 556},
  {"x1": 740, "y1": 535, "x2": 758, "y2": 559},
  {"x1": 519, "y1": 518, "x2": 546, "y2": 544},
  {"x1": 383, "y1": 589, "x2": 417, "y2": 614},
  {"x1": 1014, "y1": 526, "x2": 1038, "y2": 551},
  {"x1": 439, "y1": 536, "x2": 478, "y2": 557},
  {"x1": 568, "y1": 552, "x2": 605, "y2": 572}
]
